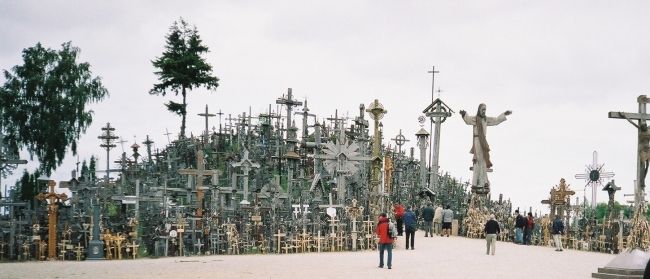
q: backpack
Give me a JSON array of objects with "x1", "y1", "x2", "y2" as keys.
[{"x1": 388, "y1": 222, "x2": 397, "y2": 238}]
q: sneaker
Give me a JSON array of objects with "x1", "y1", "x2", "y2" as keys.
[
  {"x1": 559, "y1": 249, "x2": 563, "y2": 251},
  {"x1": 378, "y1": 265, "x2": 383, "y2": 268},
  {"x1": 388, "y1": 267, "x2": 392, "y2": 269}
]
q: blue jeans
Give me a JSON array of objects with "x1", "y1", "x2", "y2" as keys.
[{"x1": 378, "y1": 243, "x2": 392, "y2": 268}]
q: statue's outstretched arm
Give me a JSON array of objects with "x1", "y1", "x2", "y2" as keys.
[{"x1": 619, "y1": 112, "x2": 640, "y2": 129}]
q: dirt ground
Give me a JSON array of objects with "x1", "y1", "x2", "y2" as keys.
[{"x1": 0, "y1": 230, "x2": 615, "y2": 279}]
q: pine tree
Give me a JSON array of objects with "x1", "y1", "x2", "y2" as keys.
[{"x1": 150, "y1": 18, "x2": 219, "y2": 138}]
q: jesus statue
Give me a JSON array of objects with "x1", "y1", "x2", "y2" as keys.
[{"x1": 460, "y1": 103, "x2": 512, "y2": 194}]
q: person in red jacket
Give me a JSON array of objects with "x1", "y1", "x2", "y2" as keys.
[
  {"x1": 394, "y1": 203, "x2": 405, "y2": 236},
  {"x1": 376, "y1": 213, "x2": 395, "y2": 269}
]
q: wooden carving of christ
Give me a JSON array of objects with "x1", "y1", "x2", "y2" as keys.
[{"x1": 460, "y1": 103, "x2": 512, "y2": 192}]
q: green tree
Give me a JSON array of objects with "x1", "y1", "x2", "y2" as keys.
[
  {"x1": 150, "y1": 18, "x2": 219, "y2": 138},
  {"x1": 0, "y1": 42, "x2": 109, "y2": 175},
  {"x1": 16, "y1": 168, "x2": 42, "y2": 206},
  {"x1": 89, "y1": 155, "x2": 97, "y2": 181}
]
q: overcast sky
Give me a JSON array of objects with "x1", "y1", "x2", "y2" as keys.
[{"x1": 2, "y1": 1, "x2": 650, "y2": 214}]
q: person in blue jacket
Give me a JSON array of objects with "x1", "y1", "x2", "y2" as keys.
[{"x1": 403, "y1": 206, "x2": 417, "y2": 250}]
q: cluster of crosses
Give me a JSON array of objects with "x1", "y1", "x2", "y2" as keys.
[{"x1": 2, "y1": 90, "x2": 647, "y2": 262}]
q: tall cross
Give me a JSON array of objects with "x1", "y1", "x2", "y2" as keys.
[
  {"x1": 178, "y1": 150, "x2": 220, "y2": 222},
  {"x1": 231, "y1": 149, "x2": 260, "y2": 205},
  {"x1": 609, "y1": 95, "x2": 650, "y2": 206},
  {"x1": 216, "y1": 109, "x2": 224, "y2": 132},
  {"x1": 423, "y1": 97, "x2": 454, "y2": 194},
  {"x1": 198, "y1": 105, "x2": 216, "y2": 142},
  {"x1": 98, "y1": 122, "x2": 118, "y2": 184},
  {"x1": 276, "y1": 88, "x2": 303, "y2": 139},
  {"x1": 164, "y1": 128, "x2": 172, "y2": 144},
  {"x1": 295, "y1": 99, "x2": 316, "y2": 142},
  {"x1": 428, "y1": 66, "x2": 439, "y2": 102},
  {"x1": 391, "y1": 130, "x2": 409, "y2": 157},
  {"x1": 36, "y1": 180, "x2": 68, "y2": 260}
]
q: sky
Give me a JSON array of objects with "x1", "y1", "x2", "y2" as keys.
[{"x1": 2, "y1": 0, "x2": 650, "y2": 214}]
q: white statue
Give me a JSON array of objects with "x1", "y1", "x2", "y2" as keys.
[{"x1": 460, "y1": 103, "x2": 512, "y2": 193}]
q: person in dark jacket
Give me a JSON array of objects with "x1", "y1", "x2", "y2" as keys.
[
  {"x1": 524, "y1": 212, "x2": 535, "y2": 245},
  {"x1": 514, "y1": 209, "x2": 525, "y2": 244},
  {"x1": 552, "y1": 215, "x2": 564, "y2": 251},
  {"x1": 376, "y1": 213, "x2": 395, "y2": 269},
  {"x1": 403, "y1": 207, "x2": 417, "y2": 250},
  {"x1": 484, "y1": 214, "x2": 500, "y2": 255},
  {"x1": 422, "y1": 202, "x2": 435, "y2": 237}
]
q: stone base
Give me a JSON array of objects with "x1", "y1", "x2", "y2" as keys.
[
  {"x1": 591, "y1": 268, "x2": 643, "y2": 278},
  {"x1": 591, "y1": 249, "x2": 649, "y2": 278},
  {"x1": 86, "y1": 240, "x2": 105, "y2": 260}
]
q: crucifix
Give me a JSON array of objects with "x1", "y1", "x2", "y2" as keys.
[
  {"x1": 36, "y1": 180, "x2": 69, "y2": 260},
  {"x1": 197, "y1": 105, "x2": 216, "y2": 143},
  {"x1": 603, "y1": 180, "x2": 621, "y2": 220},
  {"x1": 609, "y1": 96, "x2": 650, "y2": 206}
]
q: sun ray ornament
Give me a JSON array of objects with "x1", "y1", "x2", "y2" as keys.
[
  {"x1": 574, "y1": 151, "x2": 615, "y2": 209},
  {"x1": 316, "y1": 128, "x2": 370, "y2": 204}
]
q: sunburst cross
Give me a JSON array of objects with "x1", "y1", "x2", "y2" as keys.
[{"x1": 574, "y1": 151, "x2": 615, "y2": 209}]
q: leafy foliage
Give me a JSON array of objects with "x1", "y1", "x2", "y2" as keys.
[
  {"x1": 0, "y1": 42, "x2": 109, "y2": 175},
  {"x1": 150, "y1": 18, "x2": 219, "y2": 138},
  {"x1": 594, "y1": 202, "x2": 633, "y2": 220},
  {"x1": 16, "y1": 168, "x2": 42, "y2": 204}
]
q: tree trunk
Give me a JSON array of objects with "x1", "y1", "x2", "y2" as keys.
[{"x1": 181, "y1": 87, "x2": 187, "y2": 138}]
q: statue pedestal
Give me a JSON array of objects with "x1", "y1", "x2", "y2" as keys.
[
  {"x1": 591, "y1": 249, "x2": 649, "y2": 278},
  {"x1": 86, "y1": 239, "x2": 105, "y2": 260}
]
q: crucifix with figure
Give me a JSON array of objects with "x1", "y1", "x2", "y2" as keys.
[
  {"x1": 608, "y1": 95, "x2": 650, "y2": 252},
  {"x1": 36, "y1": 180, "x2": 69, "y2": 260},
  {"x1": 609, "y1": 95, "x2": 650, "y2": 206}
]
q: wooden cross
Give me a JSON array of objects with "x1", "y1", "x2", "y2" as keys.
[
  {"x1": 313, "y1": 230, "x2": 325, "y2": 253},
  {"x1": 178, "y1": 150, "x2": 220, "y2": 223},
  {"x1": 73, "y1": 243, "x2": 84, "y2": 261},
  {"x1": 276, "y1": 88, "x2": 303, "y2": 138},
  {"x1": 35, "y1": 180, "x2": 68, "y2": 260},
  {"x1": 609, "y1": 95, "x2": 650, "y2": 206},
  {"x1": 126, "y1": 240, "x2": 139, "y2": 259},
  {"x1": 273, "y1": 230, "x2": 286, "y2": 254},
  {"x1": 345, "y1": 199, "x2": 364, "y2": 251},
  {"x1": 198, "y1": 105, "x2": 216, "y2": 141}
]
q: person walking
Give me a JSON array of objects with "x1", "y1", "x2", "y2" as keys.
[
  {"x1": 484, "y1": 214, "x2": 500, "y2": 255},
  {"x1": 434, "y1": 205, "x2": 443, "y2": 236},
  {"x1": 394, "y1": 202, "x2": 405, "y2": 236},
  {"x1": 514, "y1": 210, "x2": 525, "y2": 244},
  {"x1": 403, "y1": 207, "x2": 417, "y2": 250},
  {"x1": 552, "y1": 215, "x2": 564, "y2": 251},
  {"x1": 524, "y1": 212, "x2": 535, "y2": 245},
  {"x1": 376, "y1": 213, "x2": 395, "y2": 269},
  {"x1": 442, "y1": 205, "x2": 454, "y2": 237},
  {"x1": 422, "y1": 202, "x2": 434, "y2": 237}
]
